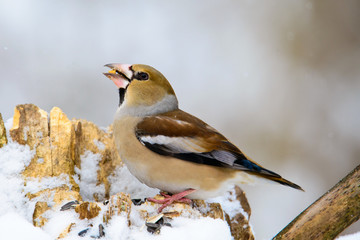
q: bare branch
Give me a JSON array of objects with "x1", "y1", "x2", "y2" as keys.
[{"x1": 273, "y1": 164, "x2": 360, "y2": 240}]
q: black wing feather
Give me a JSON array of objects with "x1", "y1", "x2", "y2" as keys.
[{"x1": 141, "y1": 139, "x2": 281, "y2": 178}]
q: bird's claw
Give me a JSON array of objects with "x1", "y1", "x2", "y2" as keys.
[{"x1": 147, "y1": 189, "x2": 196, "y2": 212}]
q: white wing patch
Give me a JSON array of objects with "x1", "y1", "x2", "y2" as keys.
[
  {"x1": 153, "y1": 117, "x2": 193, "y2": 127},
  {"x1": 140, "y1": 135, "x2": 207, "y2": 153}
]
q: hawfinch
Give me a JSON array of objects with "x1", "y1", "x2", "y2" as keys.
[{"x1": 104, "y1": 64, "x2": 303, "y2": 212}]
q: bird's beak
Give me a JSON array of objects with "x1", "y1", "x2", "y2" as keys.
[{"x1": 104, "y1": 63, "x2": 133, "y2": 89}]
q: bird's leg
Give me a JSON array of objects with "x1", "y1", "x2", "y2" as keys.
[
  {"x1": 159, "y1": 191, "x2": 172, "y2": 198},
  {"x1": 147, "y1": 189, "x2": 196, "y2": 213}
]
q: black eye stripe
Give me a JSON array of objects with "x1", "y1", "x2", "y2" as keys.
[{"x1": 134, "y1": 71, "x2": 149, "y2": 80}]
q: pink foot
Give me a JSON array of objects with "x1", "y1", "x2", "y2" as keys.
[{"x1": 147, "y1": 189, "x2": 196, "y2": 213}]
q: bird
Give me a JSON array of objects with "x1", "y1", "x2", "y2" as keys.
[{"x1": 104, "y1": 63, "x2": 303, "y2": 212}]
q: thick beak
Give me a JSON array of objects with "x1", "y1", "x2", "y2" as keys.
[{"x1": 104, "y1": 63, "x2": 133, "y2": 89}]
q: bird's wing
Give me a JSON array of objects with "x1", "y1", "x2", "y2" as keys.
[
  {"x1": 135, "y1": 109, "x2": 304, "y2": 191},
  {"x1": 135, "y1": 109, "x2": 280, "y2": 177}
]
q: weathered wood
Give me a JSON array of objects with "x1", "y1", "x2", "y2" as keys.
[
  {"x1": 71, "y1": 120, "x2": 122, "y2": 200},
  {"x1": 273, "y1": 164, "x2": 360, "y2": 240},
  {"x1": 225, "y1": 186, "x2": 254, "y2": 240},
  {"x1": 10, "y1": 104, "x2": 53, "y2": 178},
  {"x1": 0, "y1": 113, "x2": 7, "y2": 148}
]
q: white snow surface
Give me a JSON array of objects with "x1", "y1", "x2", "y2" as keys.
[
  {"x1": 337, "y1": 232, "x2": 360, "y2": 240},
  {"x1": 0, "y1": 118, "x2": 240, "y2": 240},
  {"x1": 109, "y1": 165, "x2": 159, "y2": 198},
  {"x1": 0, "y1": 212, "x2": 52, "y2": 240},
  {"x1": 208, "y1": 188, "x2": 248, "y2": 220},
  {"x1": 75, "y1": 150, "x2": 106, "y2": 201},
  {"x1": 0, "y1": 136, "x2": 35, "y2": 220},
  {"x1": 25, "y1": 174, "x2": 73, "y2": 194}
]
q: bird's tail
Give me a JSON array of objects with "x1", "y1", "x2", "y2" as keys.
[
  {"x1": 265, "y1": 175, "x2": 304, "y2": 191},
  {"x1": 231, "y1": 151, "x2": 304, "y2": 191},
  {"x1": 246, "y1": 167, "x2": 304, "y2": 191}
]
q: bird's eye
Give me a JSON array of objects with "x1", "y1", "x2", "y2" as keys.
[{"x1": 134, "y1": 72, "x2": 149, "y2": 80}]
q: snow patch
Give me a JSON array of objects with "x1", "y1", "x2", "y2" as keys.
[
  {"x1": 148, "y1": 217, "x2": 231, "y2": 240},
  {"x1": 337, "y1": 232, "x2": 360, "y2": 240},
  {"x1": 93, "y1": 139, "x2": 105, "y2": 151},
  {"x1": 23, "y1": 126, "x2": 29, "y2": 141},
  {"x1": 106, "y1": 216, "x2": 131, "y2": 239},
  {"x1": 207, "y1": 187, "x2": 248, "y2": 220},
  {"x1": 0, "y1": 141, "x2": 34, "y2": 218},
  {"x1": 25, "y1": 174, "x2": 72, "y2": 194},
  {"x1": 109, "y1": 165, "x2": 158, "y2": 199},
  {"x1": 4, "y1": 117, "x2": 13, "y2": 133},
  {"x1": 0, "y1": 141, "x2": 33, "y2": 174},
  {"x1": 75, "y1": 150, "x2": 105, "y2": 201},
  {"x1": 0, "y1": 212, "x2": 52, "y2": 240},
  {"x1": 42, "y1": 211, "x2": 79, "y2": 239}
]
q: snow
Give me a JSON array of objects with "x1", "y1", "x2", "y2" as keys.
[
  {"x1": 128, "y1": 217, "x2": 231, "y2": 240},
  {"x1": 0, "y1": 117, "x2": 239, "y2": 240},
  {"x1": 25, "y1": 174, "x2": 73, "y2": 194},
  {"x1": 109, "y1": 165, "x2": 159, "y2": 199},
  {"x1": 75, "y1": 150, "x2": 105, "y2": 201},
  {"x1": 93, "y1": 139, "x2": 105, "y2": 151},
  {"x1": 102, "y1": 215, "x2": 232, "y2": 240},
  {"x1": 337, "y1": 232, "x2": 360, "y2": 240},
  {"x1": 42, "y1": 201, "x2": 232, "y2": 240},
  {"x1": 0, "y1": 212, "x2": 52, "y2": 240},
  {"x1": 0, "y1": 137, "x2": 34, "y2": 220},
  {"x1": 106, "y1": 216, "x2": 131, "y2": 239},
  {"x1": 208, "y1": 188, "x2": 248, "y2": 220}
]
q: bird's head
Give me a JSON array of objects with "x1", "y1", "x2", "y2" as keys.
[{"x1": 104, "y1": 64, "x2": 178, "y2": 114}]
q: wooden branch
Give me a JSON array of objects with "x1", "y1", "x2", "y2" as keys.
[{"x1": 273, "y1": 164, "x2": 360, "y2": 240}]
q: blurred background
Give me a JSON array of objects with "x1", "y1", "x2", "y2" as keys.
[{"x1": 1, "y1": 0, "x2": 359, "y2": 239}]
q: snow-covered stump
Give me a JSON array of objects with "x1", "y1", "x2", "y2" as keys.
[
  {"x1": 225, "y1": 186, "x2": 253, "y2": 240},
  {"x1": 56, "y1": 190, "x2": 253, "y2": 239},
  {"x1": 10, "y1": 104, "x2": 82, "y2": 227},
  {"x1": 71, "y1": 118, "x2": 123, "y2": 201},
  {"x1": 0, "y1": 104, "x2": 254, "y2": 239}
]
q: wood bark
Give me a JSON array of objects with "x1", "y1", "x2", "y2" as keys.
[
  {"x1": 0, "y1": 113, "x2": 7, "y2": 147},
  {"x1": 273, "y1": 164, "x2": 360, "y2": 240}
]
